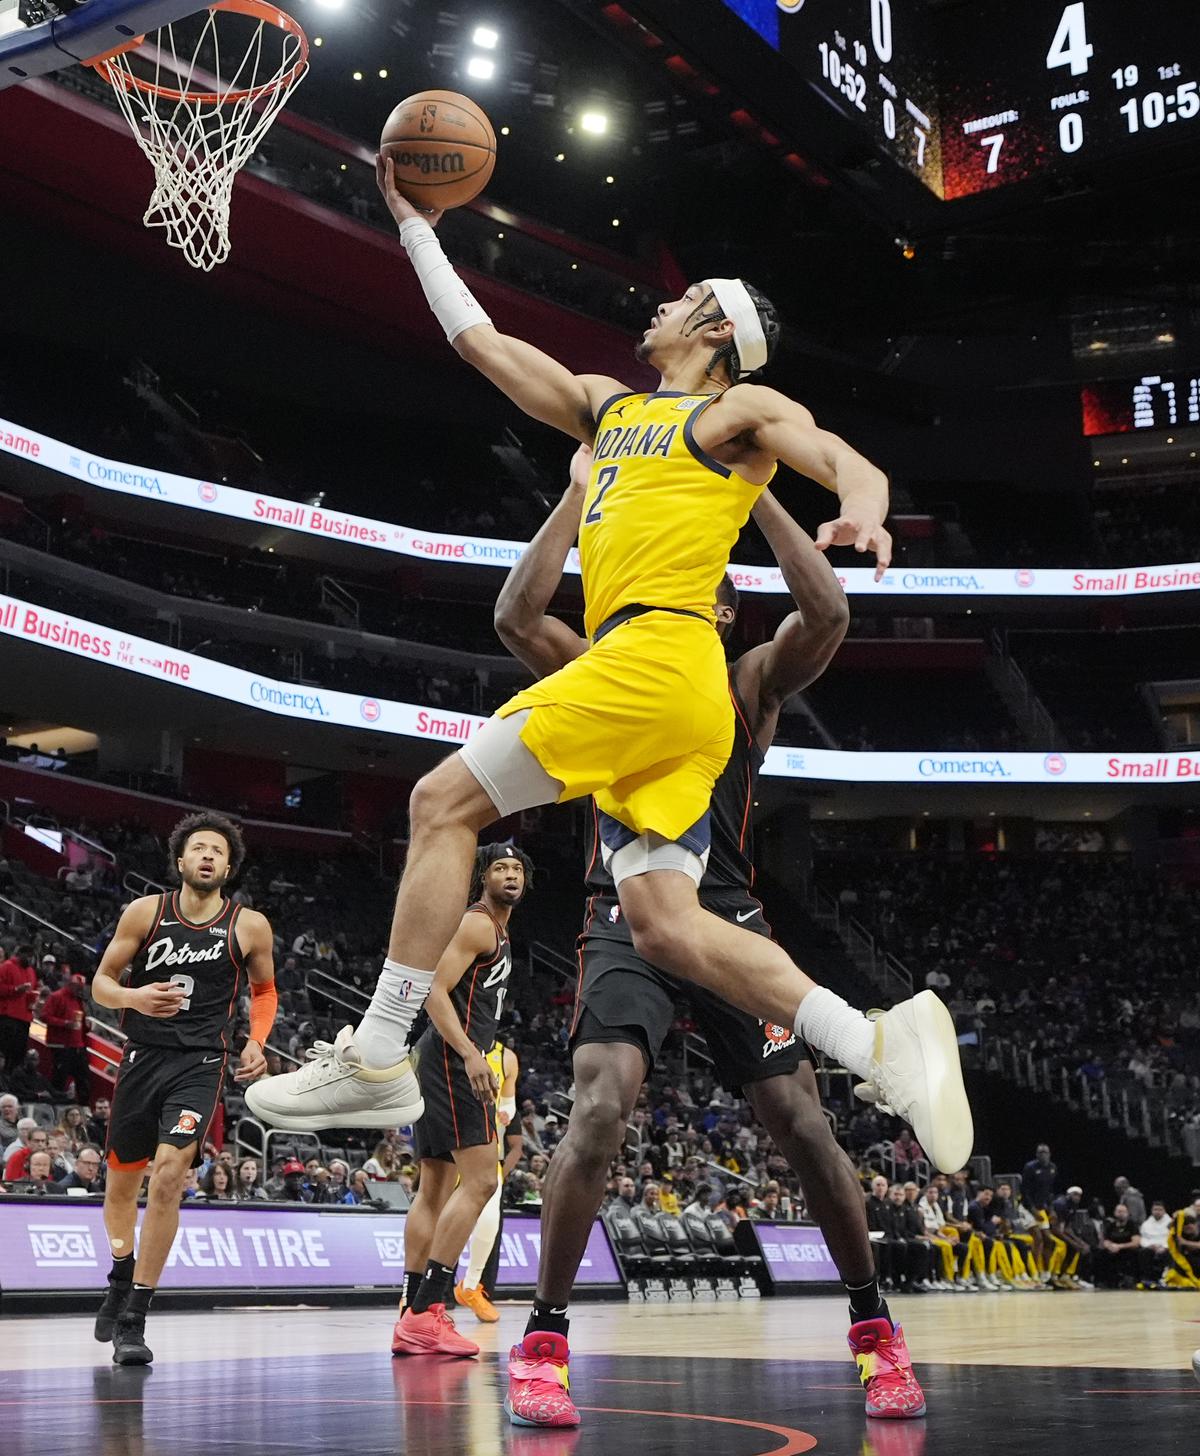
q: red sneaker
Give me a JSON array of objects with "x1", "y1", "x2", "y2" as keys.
[
  {"x1": 505, "y1": 1330, "x2": 580, "y2": 1427},
  {"x1": 391, "y1": 1303, "x2": 479, "y2": 1358},
  {"x1": 848, "y1": 1317, "x2": 927, "y2": 1419}
]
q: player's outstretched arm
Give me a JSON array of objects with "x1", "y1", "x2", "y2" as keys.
[
  {"x1": 90, "y1": 898, "x2": 185, "y2": 1019},
  {"x1": 734, "y1": 385, "x2": 892, "y2": 580},
  {"x1": 376, "y1": 156, "x2": 625, "y2": 442},
  {"x1": 236, "y1": 909, "x2": 277, "y2": 1083},
  {"x1": 733, "y1": 490, "x2": 849, "y2": 734},
  {"x1": 423, "y1": 912, "x2": 503, "y2": 1100},
  {"x1": 494, "y1": 444, "x2": 591, "y2": 676}
]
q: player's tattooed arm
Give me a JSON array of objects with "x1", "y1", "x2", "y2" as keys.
[
  {"x1": 494, "y1": 444, "x2": 591, "y2": 676},
  {"x1": 90, "y1": 897, "x2": 185, "y2": 1019},
  {"x1": 424, "y1": 913, "x2": 503, "y2": 1101},
  {"x1": 733, "y1": 490, "x2": 849, "y2": 736}
]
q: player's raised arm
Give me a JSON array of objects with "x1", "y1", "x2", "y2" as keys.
[
  {"x1": 733, "y1": 491, "x2": 850, "y2": 730},
  {"x1": 376, "y1": 156, "x2": 625, "y2": 442},
  {"x1": 424, "y1": 912, "x2": 503, "y2": 1100},
  {"x1": 494, "y1": 445, "x2": 591, "y2": 676},
  {"x1": 90, "y1": 898, "x2": 185, "y2": 1019},
  {"x1": 735, "y1": 385, "x2": 892, "y2": 580}
]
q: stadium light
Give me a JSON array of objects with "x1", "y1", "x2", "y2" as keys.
[
  {"x1": 581, "y1": 111, "x2": 608, "y2": 135},
  {"x1": 473, "y1": 25, "x2": 499, "y2": 49},
  {"x1": 467, "y1": 56, "x2": 496, "y2": 80},
  {"x1": 313, "y1": 0, "x2": 346, "y2": 10}
]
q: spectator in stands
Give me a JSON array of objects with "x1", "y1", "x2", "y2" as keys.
[
  {"x1": 0, "y1": 944, "x2": 38, "y2": 1074},
  {"x1": 1113, "y1": 1176, "x2": 1146, "y2": 1226},
  {"x1": 277, "y1": 1157, "x2": 311, "y2": 1203},
  {"x1": 56, "y1": 1105, "x2": 88, "y2": 1153},
  {"x1": 1096, "y1": 1203, "x2": 1142, "y2": 1289},
  {"x1": 9, "y1": 1048, "x2": 54, "y2": 1104},
  {"x1": 181, "y1": 1167, "x2": 201, "y2": 1200},
  {"x1": 55, "y1": 1144, "x2": 103, "y2": 1193},
  {"x1": 345, "y1": 1168, "x2": 375, "y2": 1205},
  {"x1": 362, "y1": 1140, "x2": 397, "y2": 1181},
  {"x1": 20, "y1": 1149, "x2": 54, "y2": 1193},
  {"x1": 65, "y1": 864, "x2": 93, "y2": 893},
  {"x1": 41, "y1": 975, "x2": 91, "y2": 1100},
  {"x1": 683, "y1": 1182, "x2": 713, "y2": 1219},
  {"x1": 4, "y1": 1121, "x2": 48, "y2": 1179},
  {"x1": 47, "y1": 1130, "x2": 74, "y2": 1182},
  {"x1": 86, "y1": 1097, "x2": 110, "y2": 1147},
  {"x1": 924, "y1": 967, "x2": 951, "y2": 993},
  {"x1": 752, "y1": 1186, "x2": 781, "y2": 1221},
  {"x1": 1021, "y1": 1144, "x2": 1058, "y2": 1211},
  {"x1": 318, "y1": 1159, "x2": 351, "y2": 1204},
  {"x1": 236, "y1": 1157, "x2": 267, "y2": 1202},
  {"x1": 0, "y1": 1093, "x2": 20, "y2": 1149},
  {"x1": 893, "y1": 1128, "x2": 924, "y2": 1182},
  {"x1": 200, "y1": 1163, "x2": 236, "y2": 1201}
]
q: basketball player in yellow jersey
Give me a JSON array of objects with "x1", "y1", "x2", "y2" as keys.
[{"x1": 247, "y1": 158, "x2": 972, "y2": 1179}]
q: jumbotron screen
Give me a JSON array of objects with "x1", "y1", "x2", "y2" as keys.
[{"x1": 718, "y1": 1, "x2": 1199, "y2": 200}]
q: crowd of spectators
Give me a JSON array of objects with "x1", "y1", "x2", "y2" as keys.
[{"x1": 820, "y1": 852, "x2": 1200, "y2": 1154}]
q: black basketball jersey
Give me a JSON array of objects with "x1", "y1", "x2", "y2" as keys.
[
  {"x1": 585, "y1": 674, "x2": 764, "y2": 902},
  {"x1": 447, "y1": 903, "x2": 512, "y2": 1050},
  {"x1": 121, "y1": 891, "x2": 246, "y2": 1053}
]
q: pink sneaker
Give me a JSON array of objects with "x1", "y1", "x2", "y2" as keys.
[
  {"x1": 848, "y1": 1317, "x2": 927, "y2": 1419},
  {"x1": 505, "y1": 1330, "x2": 580, "y2": 1427},
  {"x1": 391, "y1": 1303, "x2": 479, "y2": 1358}
]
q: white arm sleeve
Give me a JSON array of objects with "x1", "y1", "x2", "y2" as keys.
[
  {"x1": 398, "y1": 218, "x2": 493, "y2": 343},
  {"x1": 498, "y1": 1097, "x2": 517, "y2": 1125}
]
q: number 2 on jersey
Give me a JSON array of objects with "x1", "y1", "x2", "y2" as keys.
[
  {"x1": 584, "y1": 464, "x2": 619, "y2": 525},
  {"x1": 168, "y1": 973, "x2": 194, "y2": 1011}
]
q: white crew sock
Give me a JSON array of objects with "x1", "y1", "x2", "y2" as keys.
[
  {"x1": 463, "y1": 1176, "x2": 503, "y2": 1291},
  {"x1": 355, "y1": 960, "x2": 435, "y2": 1068},
  {"x1": 794, "y1": 986, "x2": 875, "y2": 1079}
]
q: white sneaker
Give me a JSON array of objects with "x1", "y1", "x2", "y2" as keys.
[
  {"x1": 853, "y1": 990, "x2": 973, "y2": 1173},
  {"x1": 244, "y1": 1026, "x2": 424, "y2": 1131}
]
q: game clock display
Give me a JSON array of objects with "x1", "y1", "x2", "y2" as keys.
[
  {"x1": 940, "y1": 0, "x2": 1200, "y2": 199},
  {"x1": 718, "y1": 1, "x2": 1197, "y2": 201}
]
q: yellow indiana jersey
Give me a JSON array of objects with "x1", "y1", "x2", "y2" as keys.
[
  {"x1": 580, "y1": 391, "x2": 771, "y2": 640},
  {"x1": 486, "y1": 1041, "x2": 507, "y2": 1140}
]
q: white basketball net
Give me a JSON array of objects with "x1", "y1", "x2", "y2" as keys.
[{"x1": 90, "y1": 3, "x2": 308, "y2": 271}]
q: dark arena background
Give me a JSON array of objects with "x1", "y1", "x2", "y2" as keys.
[{"x1": 2, "y1": 2, "x2": 1200, "y2": 1452}]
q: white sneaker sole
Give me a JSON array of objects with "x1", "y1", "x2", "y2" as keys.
[
  {"x1": 244, "y1": 1079, "x2": 424, "y2": 1131},
  {"x1": 906, "y1": 990, "x2": 974, "y2": 1173}
]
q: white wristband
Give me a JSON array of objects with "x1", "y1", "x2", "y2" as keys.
[
  {"x1": 398, "y1": 217, "x2": 493, "y2": 344},
  {"x1": 498, "y1": 1096, "x2": 517, "y2": 1124}
]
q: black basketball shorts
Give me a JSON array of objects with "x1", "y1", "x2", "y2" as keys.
[
  {"x1": 106, "y1": 1044, "x2": 228, "y2": 1169},
  {"x1": 570, "y1": 891, "x2": 809, "y2": 1095},
  {"x1": 411, "y1": 1027, "x2": 498, "y2": 1163}
]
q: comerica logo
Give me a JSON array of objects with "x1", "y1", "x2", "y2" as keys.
[
  {"x1": 250, "y1": 682, "x2": 330, "y2": 717},
  {"x1": 87, "y1": 460, "x2": 164, "y2": 494}
]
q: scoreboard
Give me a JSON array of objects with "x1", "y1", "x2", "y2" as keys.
[{"x1": 717, "y1": 1, "x2": 1199, "y2": 201}]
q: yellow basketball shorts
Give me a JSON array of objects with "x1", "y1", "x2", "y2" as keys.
[{"x1": 496, "y1": 610, "x2": 733, "y2": 844}]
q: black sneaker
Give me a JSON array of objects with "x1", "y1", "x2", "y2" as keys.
[
  {"x1": 112, "y1": 1311, "x2": 154, "y2": 1366},
  {"x1": 95, "y1": 1277, "x2": 132, "y2": 1343}
]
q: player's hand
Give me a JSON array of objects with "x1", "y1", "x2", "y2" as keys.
[
  {"x1": 235, "y1": 1039, "x2": 268, "y2": 1084},
  {"x1": 375, "y1": 154, "x2": 444, "y2": 229},
  {"x1": 463, "y1": 1047, "x2": 499, "y2": 1102},
  {"x1": 815, "y1": 500, "x2": 893, "y2": 581},
  {"x1": 129, "y1": 982, "x2": 186, "y2": 1018},
  {"x1": 568, "y1": 443, "x2": 592, "y2": 494}
]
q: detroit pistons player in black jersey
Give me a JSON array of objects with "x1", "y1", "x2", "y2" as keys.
[
  {"x1": 392, "y1": 841, "x2": 534, "y2": 1358},
  {"x1": 90, "y1": 812, "x2": 276, "y2": 1366},
  {"x1": 495, "y1": 447, "x2": 927, "y2": 1427}
]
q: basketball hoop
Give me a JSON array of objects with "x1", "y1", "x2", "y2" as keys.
[{"x1": 86, "y1": 0, "x2": 309, "y2": 271}]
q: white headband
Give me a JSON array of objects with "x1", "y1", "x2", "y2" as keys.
[{"x1": 705, "y1": 277, "x2": 768, "y2": 377}]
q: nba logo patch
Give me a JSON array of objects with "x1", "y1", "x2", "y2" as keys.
[
  {"x1": 169, "y1": 1109, "x2": 202, "y2": 1137},
  {"x1": 608, "y1": 904, "x2": 621, "y2": 925}
]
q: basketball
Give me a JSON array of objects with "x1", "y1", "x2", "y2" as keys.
[{"x1": 379, "y1": 89, "x2": 496, "y2": 211}]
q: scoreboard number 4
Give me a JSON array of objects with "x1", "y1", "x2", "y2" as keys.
[{"x1": 1046, "y1": 2, "x2": 1093, "y2": 78}]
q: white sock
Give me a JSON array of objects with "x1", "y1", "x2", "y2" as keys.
[
  {"x1": 794, "y1": 987, "x2": 875, "y2": 1079},
  {"x1": 463, "y1": 1179, "x2": 503, "y2": 1291},
  {"x1": 354, "y1": 960, "x2": 435, "y2": 1068}
]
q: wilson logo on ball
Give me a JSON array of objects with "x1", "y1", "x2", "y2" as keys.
[{"x1": 391, "y1": 149, "x2": 466, "y2": 176}]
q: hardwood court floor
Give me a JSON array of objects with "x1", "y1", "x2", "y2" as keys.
[{"x1": 2, "y1": 1291, "x2": 1198, "y2": 1455}]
